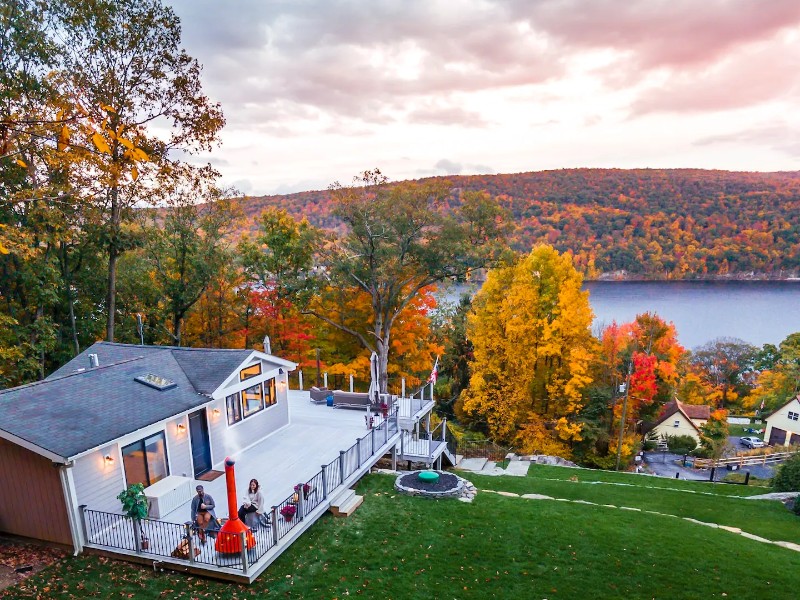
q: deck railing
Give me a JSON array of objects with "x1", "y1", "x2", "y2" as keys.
[{"x1": 80, "y1": 406, "x2": 400, "y2": 576}]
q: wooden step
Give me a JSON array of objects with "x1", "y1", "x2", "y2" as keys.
[{"x1": 331, "y1": 494, "x2": 363, "y2": 517}]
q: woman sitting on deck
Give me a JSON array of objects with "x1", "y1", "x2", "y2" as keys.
[{"x1": 238, "y1": 478, "x2": 265, "y2": 528}]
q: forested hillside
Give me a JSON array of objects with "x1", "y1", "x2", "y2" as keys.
[{"x1": 241, "y1": 169, "x2": 800, "y2": 279}]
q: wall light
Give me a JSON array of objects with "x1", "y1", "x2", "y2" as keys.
[
  {"x1": 177, "y1": 423, "x2": 186, "y2": 433},
  {"x1": 104, "y1": 454, "x2": 114, "y2": 464},
  {"x1": 279, "y1": 368, "x2": 284, "y2": 375},
  {"x1": 212, "y1": 408, "x2": 221, "y2": 417}
]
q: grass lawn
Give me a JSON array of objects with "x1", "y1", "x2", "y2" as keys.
[{"x1": 3, "y1": 470, "x2": 798, "y2": 599}]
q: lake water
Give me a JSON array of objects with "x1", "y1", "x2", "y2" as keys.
[{"x1": 439, "y1": 281, "x2": 800, "y2": 350}]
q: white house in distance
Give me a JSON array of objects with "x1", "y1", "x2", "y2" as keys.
[
  {"x1": 648, "y1": 399, "x2": 711, "y2": 446},
  {"x1": 763, "y1": 396, "x2": 800, "y2": 446}
]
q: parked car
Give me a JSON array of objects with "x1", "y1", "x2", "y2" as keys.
[{"x1": 740, "y1": 436, "x2": 765, "y2": 448}]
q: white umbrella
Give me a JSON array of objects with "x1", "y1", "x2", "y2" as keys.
[{"x1": 368, "y1": 351, "x2": 380, "y2": 405}]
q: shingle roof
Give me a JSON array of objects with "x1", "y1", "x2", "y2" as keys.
[
  {"x1": 656, "y1": 399, "x2": 711, "y2": 425},
  {"x1": 0, "y1": 342, "x2": 288, "y2": 460}
]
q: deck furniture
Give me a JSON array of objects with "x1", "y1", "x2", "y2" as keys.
[
  {"x1": 332, "y1": 390, "x2": 374, "y2": 410},
  {"x1": 309, "y1": 386, "x2": 330, "y2": 404}
]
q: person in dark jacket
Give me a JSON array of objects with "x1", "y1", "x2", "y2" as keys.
[{"x1": 190, "y1": 485, "x2": 217, "y2": 544}]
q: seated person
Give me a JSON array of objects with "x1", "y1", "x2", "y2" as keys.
[
  {"x1": 190, "y1": 484, "x2": 217, "y2": 544},
  {"x1": 238, "y1": 478, "x2": 265, "y2": 528}
]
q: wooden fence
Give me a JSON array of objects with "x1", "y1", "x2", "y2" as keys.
[{"x1": 693, "y1": 448, "x2": 800, "y2": 469}]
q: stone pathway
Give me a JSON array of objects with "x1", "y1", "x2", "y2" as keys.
[{"x1": 479, "y1": 488, "x2": 800, "y2": 553}]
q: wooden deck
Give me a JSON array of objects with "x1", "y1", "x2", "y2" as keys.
[
  {"x1": 162, "y1": 390, "x2": 376, "y2": 520},
  {"x1": 81, "y1": 390, "x2": 402, "y2": 582}
]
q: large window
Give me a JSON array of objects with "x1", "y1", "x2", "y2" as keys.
[
  {"x1": 239, "y1": 363, "x2": 262, "y2": 382},
  {"x1": 242, "y1": 382, "x2": 265, "y2": 417},
  {"x1": 265, "y1": 378, "x2": 276, "y2": 407},
  {"x1": 226, "y1": 392, "x2": 242, "y2": 424},
  {"x1": 122, "y1": 432, "x2": 169, "y2": 487},
  {"x1": 226, "y1": 378, "x2": 277, "y2": 425}
]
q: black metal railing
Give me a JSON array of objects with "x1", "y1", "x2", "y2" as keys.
[
  {"x1": 81, "y1": 406, "x2": 401, "y2": 575},
  {"x1": 456, "y1": 439, "x2": 510, "y2": 461}
]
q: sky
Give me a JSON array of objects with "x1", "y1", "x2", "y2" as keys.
[{"x1": 167, "y1": 0, "x2": 800, "y2": 196}]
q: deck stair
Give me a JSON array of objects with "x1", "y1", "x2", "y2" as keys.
[{"x1": 329, "y1": 488, "x2": 363, "y2": 517}]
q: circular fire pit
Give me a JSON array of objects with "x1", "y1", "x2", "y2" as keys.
[{"x1": 395, "y1": 470, "x2": 465, "y2": 499}]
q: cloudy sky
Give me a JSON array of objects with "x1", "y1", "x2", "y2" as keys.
[{"x1": 168, "y1": 0, "x2": 800, "y2": 196}]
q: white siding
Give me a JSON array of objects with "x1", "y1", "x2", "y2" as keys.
[
  {"x1": 651, "y1": 411, "x2": 702, "y2": 445},
  {"x1": 73, "y1": 449, "x2": 127, "y2": 513},
  {"x1": 73, "y1": 418, "x2": 194, "y2": 512},
  {"x1": 764, "y1": 398, "x2": 800, "y2": 446}
]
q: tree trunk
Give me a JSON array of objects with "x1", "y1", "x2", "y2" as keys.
[{"x1": 106, "y1": 248, "x2": 117, "y2": 341}]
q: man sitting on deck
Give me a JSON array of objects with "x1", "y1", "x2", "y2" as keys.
[{"x1": 191, "y1": 485, "x2": 218, "y2": 544}]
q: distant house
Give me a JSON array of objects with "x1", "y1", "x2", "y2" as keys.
[
  {"x1": 0, "y1": 342, "x2": 295, "y2": 550},
  {"x1": 647, "y1": 400, "x2": 711, "y2": 446},
  {"x1": 763, "y1": 396, "x2": 800, "y2": 446}
]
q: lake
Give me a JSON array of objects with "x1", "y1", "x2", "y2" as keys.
[{"x1": 439, "y1": 281, "x2": 800, "y2": 350}]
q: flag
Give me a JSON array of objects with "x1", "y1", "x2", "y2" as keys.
[{"x1": 428, "y1": 355, "x2": 439, "y2": 385}]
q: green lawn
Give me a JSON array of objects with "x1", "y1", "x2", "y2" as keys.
[{"x1": 3, "y1": 469, "x2": 798, "y2": 599}]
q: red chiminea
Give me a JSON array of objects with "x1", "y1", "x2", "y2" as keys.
[{"x1": 214, "y1": 457, "x2": 256, "y2": 554}]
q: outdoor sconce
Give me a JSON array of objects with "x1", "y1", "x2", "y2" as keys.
[
  {"x1": 177, "y1": 422, "x2": 186, "y2": 433},
  {"x1": 278, "y1": 368, "x2": 284, "y2": 375},
  {"x1": 212, "y1": 408, "x2": 221, "y2": 417},
  {"x1": 104, "y1": 454, "x2": 114, "y2": 464}
]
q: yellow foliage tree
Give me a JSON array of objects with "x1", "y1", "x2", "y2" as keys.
[{"x1": 460, "y1": 245, "x2": 595, "y2": 453}]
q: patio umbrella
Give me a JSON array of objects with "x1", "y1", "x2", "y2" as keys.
[{"x1": 368, "y1": 351, "x2": 380, "y2": 405}]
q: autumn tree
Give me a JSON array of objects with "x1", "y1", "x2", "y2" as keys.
[
  {"x1": 54, "y1": 0, "x2": 224, "y2": 341},
  {"x1": 143, "y1": 170, "x2": 239, "y2": 346},
  {"x1": 689, "y1": 337, "x2": 757, "y2": 409},
  {"x1": 272, "y1": 170, "x2": 509, "y2": 392},
  {"x1": 459, "y1": 245, "x2": 595, "y2": 455}
]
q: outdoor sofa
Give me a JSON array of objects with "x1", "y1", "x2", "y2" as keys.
[
  {"x1": 309, "y1": 386, "x2": 330, "y2": 404},
  {"x1": 332, "y1": 390, "x2": 374, "y2": 409}
]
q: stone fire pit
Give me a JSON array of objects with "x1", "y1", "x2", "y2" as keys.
[{"x1": 395, "y1": 470, "x2": 465, "y2": 499}]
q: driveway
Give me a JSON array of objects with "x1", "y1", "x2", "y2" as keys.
[{"x1": 642, "y1": 451, "x2": 707, "y2": 481}]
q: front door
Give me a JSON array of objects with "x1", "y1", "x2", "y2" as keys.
[{"x1": 189, "y1": 409, "x2": 212, "y2": 477}]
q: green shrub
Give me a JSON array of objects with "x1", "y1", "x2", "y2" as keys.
[
  {"x1": 773, "y1": 455, "x2": 800, "y2": 492},
  {"x1": 793, "y1": 499, "x2": 800, "y2": 516},
  {"x1": 667, "y1": 434, "x2": 697, "y2": 455}
]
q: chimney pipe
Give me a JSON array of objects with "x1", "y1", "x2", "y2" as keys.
[
  {"x1": 263, "y1": 336, "x2": 271, "y2": 355},
  {"x1": 88, "y1": 353, "x2": 99, "y2": 368}
]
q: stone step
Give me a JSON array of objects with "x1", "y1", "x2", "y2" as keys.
[
  {"x1": 504, "y1": 460, "x2": 530, "y2": 476},
  {"x1": 481, "y1": 460, "x2": 497, "y2": 472},
  {"x1": 458, "y1": 457, "x2": 488, "y2": 471}
]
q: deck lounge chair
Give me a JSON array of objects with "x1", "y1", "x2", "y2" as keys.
[
  {"x1": 309, "y1": 386, "x2": 330, "y2": 404},
  {"x1": 332, "y1": 390, "x2": 374, "y2": 409}
]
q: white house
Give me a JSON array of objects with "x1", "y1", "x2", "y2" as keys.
[
  {"x1": 0, "y1": 342, "x2": 295, "y2": 550},
  {"x1": 648, "y1": 399, "x2": 711, "y2": 446},
  {"x1": 763, "y1": 396, "x2": 800, "y2": 446}
]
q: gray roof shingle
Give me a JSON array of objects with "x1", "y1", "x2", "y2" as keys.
[{"x1": 1, "y1": 342, "x2": 263, "y2": 460}]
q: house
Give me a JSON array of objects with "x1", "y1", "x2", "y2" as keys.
[
  {"x1": 647, "y1": 400, "x2": 711, "y2": 446},
  {"x1": 0, "y1": 342, "x2": 296, "y2": 552},
  {"x1": 0, "y1": 342, "x2": 446, "y2": 582},
  {"x1": 763, "y1": 396, "x2": 800, "y2": 446}
]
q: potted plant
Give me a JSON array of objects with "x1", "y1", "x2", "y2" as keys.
[
  {"x1": 380, "y1": 401, "x2": 388, "y2": 418},
  {"x1": 294, "y1": 483, "x2": 312, "y2": 500},
  {"x1": 117, "y1": 483, "x2": 149, "y2": 550},
  {"x1": 280, "y1": 504, "x2": 297, "y2": 521}
]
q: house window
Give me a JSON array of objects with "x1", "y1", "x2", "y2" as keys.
[
  {"x1": 239, "y1": 363, "x2": 262, "y2": 382},
  {"x1": 789, "y1": 411, "x2": 799, "y2": 421},
  {"x1": 673, "y1": 420, "x2": 680, "y2": 428},
  {"x1": 226, "y1": 392, "x2": 242, "y2": 425},
  {"x1": 226, "y1": 378, "x2": 278, "y2": 425},
  {"x1": 122, "y1": 432, "x2": 168, "y2": 487},
  {"x1": 265, "y1": 378, "x2": 276, "y2": 407},
  {"x1": 242, "y1": 382, "x2": 265, "y2": 417}
]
